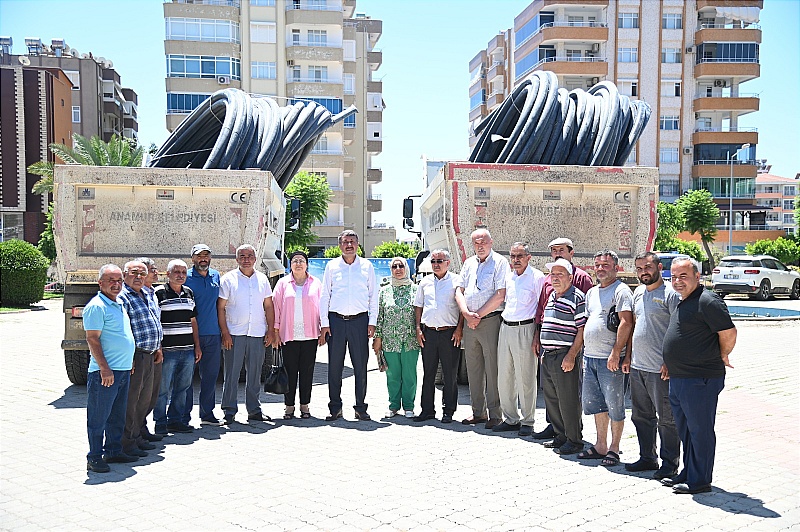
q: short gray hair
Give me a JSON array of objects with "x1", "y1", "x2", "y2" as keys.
[
  {"x1": 431, "y1": 248, "x2": 450, "y2": 260},
  {"x1": 672, "y1": 257, "x2": 700, "y2": 273},
  {"x1": 98, "y1": 264, "x2": 121, "y2": 280},
  {"x1": 136, "y1": 257, "x2": 155, "y2": 269},
  {"x1": 594, "y1": 249, "x2": 619, "y2": 266},
  {"x1": 236, "y1": 244, "x2": 256, "y2": 256},
  {"x1": 471, "y1": 228, "x2": 492, "y2": 241},
  {"x1": 167, "y1": 259, "x2": 188, "y2": 273},
  {"x1": 123, "y1": 260, "x2": 146, "y2": 273},
  {"x1": 511, "y1": 242, "x2": 530, "y2": 254},
  {"x1": 338, "y1": 230, "x2": 359, "y2": 244}
]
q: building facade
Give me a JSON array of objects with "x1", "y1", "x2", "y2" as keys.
[
  {"x1": 468, "y1": 0, "x2": 764, "y2": 249},
  {"x1": 755, "y1": 169, "x2": 797, "y2": 236},
  {"x1": 163, "y1": 0, "x2": 391, "y2": 254}
]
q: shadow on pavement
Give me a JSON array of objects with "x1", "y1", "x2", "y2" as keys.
[{"x1": 694, "y1": 489, "x2": 781, "y2": 517}]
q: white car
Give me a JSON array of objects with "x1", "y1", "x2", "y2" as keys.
[{"x1": 712, "y1": 255, "x2": 800, "y2": 301}]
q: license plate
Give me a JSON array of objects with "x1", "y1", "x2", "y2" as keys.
[{"x1": 724, "y1": 274, "x2": 739, "y2": 279}]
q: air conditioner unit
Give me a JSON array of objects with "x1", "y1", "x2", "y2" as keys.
[
  {"x1": 591, "y1": 77, "x2": 600, "y2": 84},
  {"x1": 683, "y1": 147, "x2": 693, "y2": 155},
  {"x1": 713, "y1": 79, "x2": 727, "y2": 87},
  {"x1": 286, "y1": 60, "x2": 295, "y2": 67},
  {"x1": 685, "y1": 46, "x2": 695, "y2": 54},
  {"x1": 217, "y1": 75, "x2": 231, "y2": 85},
  {"x1": 590, "y1": 43, "x2": 600, "y2": 53}
]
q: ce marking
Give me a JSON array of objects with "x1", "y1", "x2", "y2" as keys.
[
  {"x1": 614, "y1": 191, "x2": 631, "y2": 204},
  {"x1": 230, "y1": 191, "x2": 249, "y2": 204}
]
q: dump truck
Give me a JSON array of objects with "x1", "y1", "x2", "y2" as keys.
[
  {"x1": 54, "y1": 165, "x2": 286, "y2": 385},
  {"x1": 415, "y1": 162, "x2": 658, "y2": 273}
]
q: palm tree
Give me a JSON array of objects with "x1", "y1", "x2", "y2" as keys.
[{"x1": 27, "y1": 133, "x2": 144, "y2": 194}]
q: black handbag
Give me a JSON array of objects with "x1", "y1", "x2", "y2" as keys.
[{"x1": 263, "y1": 347, "x2": 290, "y2": 394}]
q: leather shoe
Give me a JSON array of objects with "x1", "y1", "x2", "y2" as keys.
[
  {"x1": 142, "y1": 432, "x2": 163, "y2": 442},
  {"x1": 625, "y1": 458, "x2": 659, "y2": 472},
  {"x1": 555, "y1": 441, "x2": 584, "y2": 455},
  {"x1": 167, "y1": 422, "x2": 195, "y2": 432},
  {"x1": 87, "y1": 457, "x2": 110, "y2": 473},
  {"x1": 653, "y1": 465, "x2": 678, "y2": 480},
  {"x1": 673, "y1": 483, "x2": 712, "y2": 494},
  {"x1": 532, "y1": 424, "x2": 556, "y2": 440},
  {"x1": 222, "y1": 415, "x2": 236, "y2": 425},
  {"x1": 661, "y1": 473, "x2": 687, "y2": 487},
  {"x1": 246, "y1": 413, "x2": 271, "y2": 422},
  {"x1": 354, "y1": 411, "x2": 371, "y2": 421},
  {"x1": 441, "y1": 413, "x2": 453, "y2": 424},
  {"x1": 543, "y1": 437, "x2": 567, "y2": 449},
  {"x1": 518, "y1": 425, "x2": 532, "y2": 437},
  {"x1": 103, "y1": 453, "x2": 138, "y2": 463},
  {"x1": 325, "y1": 411, "x2": 343, "y2": 421},
  {"x1": 461, "y1": 416, "x2": 488, "y2": 425},
  {"x1": 413, "y1": 412, "x2": 436, "y2": 422},
  {"x1": 484, "y1": 418, "x2": 503, "y2": 430},
  {"x1": 138, "y1": 442, "x2": 156, "y2": 451},
  {"x1": 124, "y1": 447, "x2": 147, "y2": 457},
  {"x1": 491, "y1": 421, "x2": 521, "y2": 432}
]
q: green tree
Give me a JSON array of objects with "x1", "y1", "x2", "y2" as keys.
[
  {"x1": 654, "y1": 201, "x2": 686, "y2": 251},
  {"x1": 676, "y1": 189, "x2": 720, "y2": 270},
  {"x1": 324, "y1": 245, "x2": 363, "y2": 258},
  {"x1": 370, "y1": 241, "x2": 418, "y2": 258},
  {"x1": 745, "y1": 237, "x2": 800, "y2": 265},
  {"x1": 658, "y1": 236, "x2": 706, "y2": 263},
  {"x1": 285, "y1": 244, "x2": 310, "y2": 256},
  {"x1": 37, "y1": 203, "x2": 56, "y2": 262},
  {"x1": 284, "y1": 171, "x2": 331, "y2": 250}
]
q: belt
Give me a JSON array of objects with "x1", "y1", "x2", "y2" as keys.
[
  {"x1": 483, "y1": 311, "x2": 502, "y2": 319},
  {"x1": 135, "y1": 348, "x2": 156, "y2": 356},
  {"x1": 542, "y1": 347, "x2": 570, "y2": 355},
  {"x1": 423, "y1": 324, "x2": 456, "y2": 331},
  {"x1": 331, "y1": 311, "x2": 368, "y2": 321},
  {"x1": 501, "y1": 318, "x2": 535, "y2": 327}
]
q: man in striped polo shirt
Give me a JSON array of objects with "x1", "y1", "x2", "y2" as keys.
[
  {"x1": 537, "y1": 258, "x2": 587, "y2": 455},
  {"x1": 154, "y1": 259, "x2": 202, "y2": 434}
]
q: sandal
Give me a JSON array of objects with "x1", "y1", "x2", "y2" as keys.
[
  {"x1": 577, "y1": 446, "x2": 605, "y2": 460},
  {"x1": 283, "y1": 407, "x2": 296, "y2": 420},
  {"x1": 601, "y1": 451, "x2": 620, "y2": 467},
  {"x1": 300, "y1": 411, "x2": 311, "y2": 419}
]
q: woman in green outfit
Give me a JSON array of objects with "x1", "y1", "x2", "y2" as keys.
[{"x1": 373, "y1": 256, "x2": 420, "y2": 419}]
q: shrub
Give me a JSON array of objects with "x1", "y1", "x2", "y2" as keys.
[
  {"x1": 324, "y1": 245, "x2": 363, "y2": 258},
  {"x1": 745, "y1": 237, "x2": 799, "y2": 266},
  {"x1": 0, "y1": 239, "x2": 50, "y2": 306},
  {"x1": 370, "y1": 241, "x2": 418, "y2": 258}
]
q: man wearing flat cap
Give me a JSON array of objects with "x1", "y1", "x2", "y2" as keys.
[{"x1": 183, "y1": 243, "x2": 223, "y2": 425}]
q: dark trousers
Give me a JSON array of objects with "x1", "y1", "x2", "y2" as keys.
[
  {"x1": 669, "y1": 376, "x2": 725, "y2": 489},
  {"x1": 283, "y1": 339, "x2": 318, "y2": 406},
  {"x1": 420, "y1": 327, "x2": 460, "y2": 416},
  {"x1": 630, "y1": 368, "x2": 680, "y2": 469},
  {"x1": 122, "y1": 349, "x2": 154, "y2": 452},
  {"x1": 327, "y1": 313, "x2": 369, "y2": 415},
  {"x1": 541, "y1": 348, "x2": 582, "y2": 444},
  {"x1": 141, "y1": 358, "x2": 161, "y2": 434},
  {"x1": 184, "y1": 334, "x2": 222, "y2": 422},
  {"x1": 86, "y1": 369, "x2": 130, "y2": 459}
]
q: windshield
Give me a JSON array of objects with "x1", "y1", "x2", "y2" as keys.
[{"x1": 719, "y1": 259, "x2": 759, "y2": 268}]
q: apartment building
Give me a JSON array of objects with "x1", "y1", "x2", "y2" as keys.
[
  {"x1": 468, "y1": 0, "x2": 765, "y2": 251},
  {"x1": 0, "y1": 37, "x2": 138, "y2": 244},
  {"x1": 755, "y1": 167, "x2": 797, "y2": 236},
  {"x1": 163, "y1": 0, "x2": 392, "y2": 254}
]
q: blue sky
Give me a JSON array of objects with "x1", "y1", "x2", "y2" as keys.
[{"x1": 2, "y1": 0, "x2": 798, "y2": 238}]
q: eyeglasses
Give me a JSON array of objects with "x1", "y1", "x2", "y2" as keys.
[
  {"x1": 127, "y1": 271, "x2": 147, "y2": 278},
  {"x1": 290, "y1": 258, "x2": 307, "y2": 264},
  {"x1": 509, "y1": 254, "x2": 529, "y2": 259},
  {"x1": 430, "y1": 259, "x2": 447, "y2": 264},
  {"x1": 391, "y1": 264, "x2": 405, "y2": 269}
]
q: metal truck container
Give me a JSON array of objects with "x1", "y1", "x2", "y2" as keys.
[
  {"x1": 54, "y1": 165, "x2": 285, "y2": 384},
  {"x1": 419, "y1": 162, "x2": 658, "y2": 273}
]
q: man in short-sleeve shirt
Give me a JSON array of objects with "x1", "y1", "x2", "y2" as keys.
[{"x1": 662, "y1": 257, "x2": 736, "y2": 495}]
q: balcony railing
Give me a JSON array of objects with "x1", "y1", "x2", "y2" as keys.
[
  {"x1": 288, "y1": 40, "x2": 341, "y2": 48},
  {"x1": 175, "y1": 0, "x2": 240, "y2": 6},
  {"x1": 694, "y1": 92, "x2": 759, "y2": 98},
  {"x1": 310, "y1": 149, "x2": 344, "y2": 155},
  {"x1": 517, "y1": 56, "x2": 606, "y2": 80},
  {"x1": 695, "y1": 57, "x2": 759, "y2": 64},
  {"x1": 368, "y1": 194, "x2": 381, "y2": 200},
  {"x1": 286, "y1": 2, "x2": 342, "y2": 11},
  {"x1": 287, "y1": 77, "x2": 343, "y2": 84},
  {"x1": 517, "y1": 21, "x2": 608, "y2": 49},
  {"x1": 698, "y1": 23, "x2": 761, "y2": 30},
  {"x1": 693, "y1": 159, "x2": 757, "y2": 165},
  {"x1": 715, "y1": 224, "x2": 773, "y2": 231},
  {"x1": 693, "y1": 126, "x2": 758, "y2": 133},
  {"x1": 318, "y1": 220, "x2": 344, "y2": 226}
]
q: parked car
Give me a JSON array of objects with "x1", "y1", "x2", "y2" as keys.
[
  {"x1": 655, "y1": 252, "x2": 691, "y2": 282},
  {"x1": 712, "y1": 255, "x2": 800, "y2": 301}
]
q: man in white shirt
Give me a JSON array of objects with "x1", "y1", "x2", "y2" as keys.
[
  {"x1": 413, "y1": 249, "x2": 463, "y2": 424},
  {"x1": 494, "y1": 242, "x2": 545, "y2": 436},
  {"x1": 455, "y1": 228, "x2": 508, "y2": 429},
  {"x1": 217, "y1": 244, "x2": 275, "y2": 425},
  {"x1": 319, "y1": 230, "x2": 379, "y2": 421}
]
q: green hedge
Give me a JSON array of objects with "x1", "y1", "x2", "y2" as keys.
[{"x1": 0, "y1": 239, "x2": 50, "y2": 306}]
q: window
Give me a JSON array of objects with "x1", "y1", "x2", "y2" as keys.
[
  {"x1": 625, "y1": 148, "x2": 637, "y2": 166},
  {"x1": 661, "y1": 80, "x2": 681, "y2": 97},
  {"x1": 661, "y1": 48, "x2": 681, "y2": 63},
  {"x1": 659, "y1": 179, "x2": 681, "y2": 197},
  {"x1": 785, "y1": 185, "x2": 796, "y2": 196},
  {"x1": 469, "y1": 89, "x2": 486, "y2": 110},
  {"x1": 308, "y1": 65, "x2": 328, "y2": 82},
  {"x1": 166, "y1": 18, "x2": 240, "y2": 44},
  {"x1": 72, "y1": 106, "x2": 80, "y2": 123},
  {"x1": 289, "y1": 65, "x2": 301, "y2": 81},
  {"x1": 250, "y1": 22, "x2": 276, "y2": 43},
  {"x1": 343, "y1": 73, "x2": 355, "y2": 95},
  {"x1": 250, "y1": 0, "x2": 275, "y2": 5},
  {"x1": 618, "y1": 80, "x2": 638, "y2": 97},
  {"x1": 660, "y1": 116, "x2": 680, "y2": 130},
  {"x1": 662, "y1": 14, "x2": 682, "y2": 30},
  {"x1": 307, "y1": 29, "x2": 327, "y2": 46},
  {"x1": 660, "y1": 148, "x2": 680, "y2": 163},
  {"x1": 167, "y1": 55, "x2": 241, "y2": 80},
  {"x1": 618, "y1": 47, "x2": 638, "y2": 63},
  {"x1": 167, "y1": 93, "x2": 211, "y2": 114},
  {"x1": 695, "y1": 43, "x2": 759, "y2": 63},
  {"x1": 515, "y1": 11, "x2": 554, "y2": 48},
  {"x1": 618, "y1": 13, "x2": 639, "y2": 29},
  {"x1": 568, "y1": 16, "x2": 584, "y2": 27},
  {"x1": 696, "y1": 117, "x2": 712, "y2": 130},
  {"x1": 674, "y1": 82, "x2": 681, "y2": 97},
  {"x1": 313, "y1": 135, "x2": 328, "y2": 153},
  {"x1": 343, "y1": 40, "x2": 356, "y2": 61},
  {"x1": 64, "y1": 70, "x2": 80, "y2": 90},
  {"x1": 251, "y1": 61, "x2": 276, "y2": 79},
  {"x1": 566, "y1": 49, "x2": 582, "y2": 61},
  {"x1": 784, "y1": 213, "x2": 795, "y2": 224},
  {"x1": 784, "y1": 199, "x2": 796, "y2": 210}
]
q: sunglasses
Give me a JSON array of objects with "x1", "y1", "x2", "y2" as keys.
[
  {"x1": 391, "y1": 264, "x2": 406, "y2": 269},
  {"x1": 430, "y1": 259, "x2": 447, "y2": 264}
]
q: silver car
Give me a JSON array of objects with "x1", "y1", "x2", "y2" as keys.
[{"x1": 712, "y1": 255, "x2": 800, "y2": 301}]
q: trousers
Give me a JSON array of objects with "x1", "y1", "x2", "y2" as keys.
[
  {"x1": 327, "y1": 313, "x2": 370, "y2": 415},
  {"x1": 221, "y1": 335, "x2": 265, "y2": 416},
  {"x1": 540, "y1": 347, "x2": 582, "y2": 444},
  {"x1": 419, "y1": 327, "x2": 460, "y2": 416},
  {"x1": 122, "y1": 349, "x2": 154, "y2": 452},
  {"x1": 497, "y1": 322, "x2": 538, "y2": 426},
  {"x1": 384, "y1": 348, "x2": 419, "y2": 411},
  {"x1": 462, "y1": 314, "x2": 502, "y2": 420},
  {"x1": 630, "y1": 368, "x2": 680, "y2": 468},
  {"x1": 282, "y1": 339, "x2": 317, "y2": 406}
]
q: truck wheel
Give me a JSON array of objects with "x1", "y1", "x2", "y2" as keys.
[
  {"x1": 457, "y1": 350, "x2": 469, "y2": 385},
  {"x1": 65, "y1": 350, "x2": 89, "y2": 385}
]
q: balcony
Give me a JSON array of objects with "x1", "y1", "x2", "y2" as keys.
[
  {"x1": 343, "y1": 157, "x2": 354, "y2": 175},
  {"x1": 537, "y1": 22, "x2": 608, "y2": 47},
  {"x1": 694, "y1": 59, "x2": 759, "y2": 81},
  {"x1": 329, "y1": 188, "x2": 356, "y2": 208},
  {"x1": 522, "y1": 56, "x2": 608, "y2": 79},
  {"x1": 304, "y1": 150, "x2": 344, "y2": 169},
  {"x1": 286, "y1": 79, "x2": 343, "y2": 99},
  {"x1": 286, "y1": 44, "x2": 343, "y2": 63},
  {"x1": 367, "y1": 80, "x2": 382, "y2": 93},
  {"x1": 315, "y1": 220, "x2": 346, "y2": 239},
  {"x1": 469, "y1": 103, "x2": 487, "y2": 122},
  {"x1": 695, "y1": 23, "x2": 761, "y2": 44},
  {"x1": 367, "y1": 139, "x2": 382, "y2": 154},
  {"x1": 696, "y1": 0, "x2": 763, "y2": 9},
  {"x1": 285, "y1": 3, "x2": 343, "y2": 25},
  {"x1": 367, "y1": 195, "x2": 382, "y2": 212},
  {"x1": 487, "y1": 91, "x2": 505, "y2": 109},
  {"x1": 692, "y1": 160, "x2": 758, "y2": 178},
  {"x1": 487, "y1": 62, "x2": 505, "y2": 81},
  {"x1": 366, "y1": 110, "x2": 382, "y2": 122},
  {"x1": 693, "y1": 93, "x2": 759, "y2": 114},
  {"x1": 692, "y1": 127, "x2": 758, "y2": 146},
  {"x1": 343, "y1": 126, "x2": 355, "y2": 142},
  {"x1": 367, "y1": 50, "x2": 382, "y2": 68},
  {"x1": 367, "y1": 168, "x2": 382, "y2": 183}
]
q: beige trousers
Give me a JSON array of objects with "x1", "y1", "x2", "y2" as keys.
[{"x1": 497, "y1": 322, "x2": 538, "y2": 426}]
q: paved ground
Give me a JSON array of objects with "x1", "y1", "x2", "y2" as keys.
[{"x1": 1, "y1": 298, "x2": 798, "y2": 531}]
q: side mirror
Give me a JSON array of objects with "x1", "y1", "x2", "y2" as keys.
[
  {"x1": 403, "y1": 218, "x2": 414, "y2": 230},
  {"x1": 402, "y1": 198, "x2": 414, "y2": 219},
  {"x1": 288, "y1": 198, "x2": 300, "y2": 231}
]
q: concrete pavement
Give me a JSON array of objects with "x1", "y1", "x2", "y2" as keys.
[{"x1": 0, "y1": 298, "x2": 798, "y2": 531}]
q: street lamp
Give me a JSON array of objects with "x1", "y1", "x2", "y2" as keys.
[{"x1": 728, "y1": 142, "x2": 751, "y2": 254}]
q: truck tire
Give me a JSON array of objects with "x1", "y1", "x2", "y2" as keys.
[
  {"x1": 457, "y1": 350, "x2": 469, "y2": 385},
  {"x1": 65, "y1": 350, "x2": 90, "y2": 385}
]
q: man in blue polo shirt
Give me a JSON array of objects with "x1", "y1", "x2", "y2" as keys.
[
  {"x1": 82, "y1": 264, "x2": 136, "y2": 473},
  {"x1": 183, "y1": 244, "x2": 223, "y2": 425}
]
